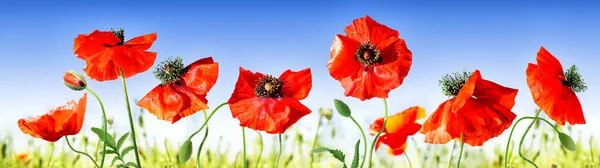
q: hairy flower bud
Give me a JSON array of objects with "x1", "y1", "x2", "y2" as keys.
[{"x1": 63, "y1": 71, "x2": 87, "y2": 91}]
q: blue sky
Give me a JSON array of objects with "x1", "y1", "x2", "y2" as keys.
[{"x1": 1, "y1": 0, "x2": 599, "y2": 164}]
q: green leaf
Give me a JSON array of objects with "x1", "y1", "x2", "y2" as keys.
[
  {"x1": 178, "y1": 140, "x2": 193, "y2": 163},
  {"x1": 333, "y1": 99, "x2": 351, "y2": 117},
  {"x1": 121, "y1": 146, "x2": 135, "y2": 157},
  {"x1": 558, "y1": 132, "x2": 576, "y2": 151},
  {"x1": 110, "y1": 156, "x2": 119, "y2": 167},
  {"x1": 351, "y1": 140, "x2": 360, "y2": 168},
  {"x1": 91, "y1": 127, "x2": 116, "y2": 148},
  {"x1": 126, "y1": 162, "x2": 138, "y2": 168},
  {"x1": 116, "y1": 133, "x2": 130, "y2": 150},
  {"x1": 311, "y1": 147, "x2": 347, "y2": 167}
]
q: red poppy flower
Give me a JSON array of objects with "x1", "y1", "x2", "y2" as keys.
[
  {"x1": 228, "y1": 67, "x2": 312, "y2": 134},
  {"x1": 137, "y1": 57, "x2": 219, "y2": 124},
  {"x1": 420, "y1": 70, "x2": 518, "y2": 146},
  {"x1": 526, "y1": 46, "x2": 586, "y2": 125},
  {"x1": 328, "y1": 15, "x2": 412, "y2": 101},
  {"x1": 17, "y1": 94, "x2": 87, "y2": 142},
  {"x1": 73, "y1": 28, "x2": 157, "y2": 82},
  {"x1": 369, "y1": 106, "x2": 425, "y2": 155}
]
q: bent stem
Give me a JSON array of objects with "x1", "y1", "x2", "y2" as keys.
[
  {"x1": 196, "y1": 110, "x2": 210, "y2": 168},
  {"x1": 275, "y1": 134, "x2": 283, "y2": 168},
  {"x1": 350, "y1": 116, "x2": 367, "y2": 168},
  {"x1": 504, "y1": 117, "x2": 530, "y2": 168},
  {"x1": 86, "y1": 87, "x2": 108, "y2": 168},
  {"x1": 119, "y1": 69, "x2": 142, "y2": 167},
  {"x1": 517, "y1": 111, "x2": 542, "y2": 168},
  {"x1": 368, "y1": 98, "x2": 388, "y2": 168},
  {"x1": 310, "y1": 114, "x2": 323, "y2": 168},
  {"x1": 65, "y1": 136, "x2": 99, "y2": 168},
  {"x1": 456, "y1": 133, "x2": 465, "y2": 168},
  {"x1": 188, "y1": 103, "x2": 228, "y2": 140},
  {"x1": 255, "y1": 130, "x2": 263, "y2": 168},
  {"x1": 404, "y1": 152, "x2": 412, "y2": 168},
  {"x1": 242, "y1": 127, "x2": 247, "y2": 168}
]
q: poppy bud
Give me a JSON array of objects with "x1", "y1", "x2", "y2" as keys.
[
  {"x1": 63, "y1": 71, "x2": 87, "y2": 91},
  {"x1": 107, "y1": 117, "x2": 114, "y2": 126}
]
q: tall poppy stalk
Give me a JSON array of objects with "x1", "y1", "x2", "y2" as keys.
[{"x1": 119, "y1": 69, "x2": 142, "y2": 167}]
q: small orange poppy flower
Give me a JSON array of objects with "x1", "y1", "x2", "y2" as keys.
[
  {"x1": 526, "y1": 46, "x2": 586, "y2": 125},
  {"x1": 73, "y1": 28, "x2": 157, "y2": 82},
  {"x1": 369, "y1": 106, "x2": 426, "y2": 155},
  {"x1": 17, "y1": 94, "x2": 87, "y2": 142},
  {"x1": 15, "y1": 152, "x2": 28, "y2": 162},
  {"x1": 228, "y1": 67, "x2": 312, "y2": 134},
  {"x1": 137, "y1": 57, "x2": 219, "y2": 124},
  {"x1": 420, "y1": 70, "x2": 518, "y2": 146},
  {"x1": 328, "y1": 15, "x2": 412, "y2": 101}
]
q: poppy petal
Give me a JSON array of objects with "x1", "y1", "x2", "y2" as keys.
[
  {"x1": 343, "y1": 15, "x2": 400, "y2": 44},
  {"x1": 181, "y1": 57, "x2": 219, "y2": 96},
  {"x1": 328, "y1": 35, "x2": 362, "y2": 80},
  {"x1": 421, "y1": 101, "x2": 454, "y2": 144},
  {"x1": 111, "y1": 46, "x2": 158, "y2": 78},
  {"x1": 369, "y1": 118, "x2": 385, "y2": 135},
  {"x1": 124, "y1": 33, "x2": 158, "y2": 50},
  {"x1": 229, "y1": 97, "x2": 311, "y2": 134},
  {"x1": 446, "y1": 98, "x2": 516, "y2": 146},
  {"x1": 137, "y1": 84, "x2": 187, "y2": 122},
  {"x1": 379, "y1": 133, "x2": 409, "y2": 155},
  {"x1": 82, "y1": 51, "x2": 120, "y2": 82},
  {"x1": 228, "y1": 67, "x2": 262, "y2": 104},
  {"x1": 73, "y1": 30, "x2": 120, "y2": 60},
  {"x1": 280, "y1": 68, "x2": 312, "y2": 100},
  {"x1": 536, "y1": 46, "x2": 565, "y2": 78},
  {"x1": 385, "y1": 106, "x2": 425, "y2": 134},
  {"x1": 451, "y1": 70, "x2": 480, "y2": 113},
  {"x1": 170, "y1": 85, "x2": 210, "y2": 123},
  {"x1": 340, "y1": 67, "x2": 391, "y2": 101},
  {"x1": 473, "y1": 79, "x2": 519, "y2": 109},
  {"x1": 378, "y1": 38, "x2": 412, "y2": 69}
]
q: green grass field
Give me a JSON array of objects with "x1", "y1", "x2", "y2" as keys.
[{"x1": 4, "y1": 106, "x2": 599, "y2": 168}]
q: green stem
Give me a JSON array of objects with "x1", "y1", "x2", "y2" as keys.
[
  {"x1": 254, "y1": 130, "x2": 263, "y2": 168},
  {"x1": 591, "y1": 136, "x2": 596, "y2": 167},
  {"x1": 46, "y1": 142, "x2": 54, "y2": 167},
  {"x1": 517, "y1": 111, "x2": 542, "y2": 168},
  {"x1": 309, "y1": 115, "x2": 323, "y2": 168},
  {"x1": 349, "y1": 116, "x2": 367, "y2": 168},
  {"x1": 448, "y1": 141, "x2": 456, "y2": 168},
  {"x1": 86, "y1": 87, "x2": 108, "y2": 168},
  {"x1": 275, "y1": 134, "x2": 283, "y2": 168},
  {"x1": 404, "y1": 152, "x2": 412, "y2": 168},
  {"x1": 456, "y1": 133, "x2": 464, "y2": 168},
  {"x1": 504, "y1": 111, "x2": 540, "y2": 168},
  {"x1": 165, "y1": 140, "x2": 173, "y2": 166},
  {"x1": 188, "y1": 103, "x2": 228, "y2": 140},
  {"x1": 119, "y1": 69, "x2": 142, "y2": 167},
  {"x1": 65, "y1": 136, "x2": 99, "y2": 168},
  {"x1": 368, "y1": 98, "x2": 388, "y2": 168},
  {"x1": 196, "y1": 110, "x2": 210, "y2": 168},
  {"x1": 242, "y1": 127, "x2": 247, "y2": 168}
]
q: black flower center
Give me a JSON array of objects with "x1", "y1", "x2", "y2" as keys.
[
  {"x1": 561, "y1": 65, "x2": 587, "y2": 93},
  {"x1": 255, "y1": 75, "x2": 283, "y2": 98},
  {"x1": 439, "y1": 70, "x2": 474, "y2": 97},
  {"x1": 153, "y1": 56, "x2": 186, "y2": 85},
  {"x1": 355, "y1": 41, "x2": 382, "y2": 68}
]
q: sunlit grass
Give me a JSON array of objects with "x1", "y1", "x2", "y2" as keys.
[{"x1": 3, "y1": 106, "x2": 599, "y2": 168}]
